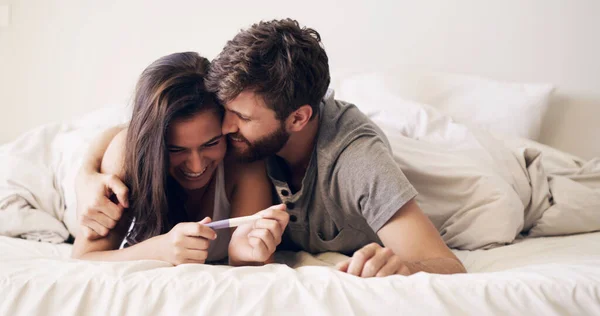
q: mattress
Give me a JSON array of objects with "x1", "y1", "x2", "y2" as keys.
[{"x1": 1, "y1": 232, "x2": 599, "y2": 315}]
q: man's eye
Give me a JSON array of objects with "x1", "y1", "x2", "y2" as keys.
[
  {"x1": 168, "y1": 148, "x2": 184, "y2": 153},
  {"x1": 237, "y1": 114, "x2": 251, "y2": 122}
]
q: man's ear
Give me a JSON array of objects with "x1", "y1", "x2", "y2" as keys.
[{"x1": 286, "y1": 105, "x2": 313, "y2": 132}]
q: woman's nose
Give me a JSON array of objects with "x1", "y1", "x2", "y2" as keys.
[{"x1": 187, "y1": 151, "x2": 205, "y2": 172}]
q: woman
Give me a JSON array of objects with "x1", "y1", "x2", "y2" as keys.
[{"x1": 71, "y1": 52, "x2": 288, "y2": 265}]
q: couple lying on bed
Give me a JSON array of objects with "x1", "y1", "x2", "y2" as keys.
[{"x1": 71, "y1": 19, "x2": 466, "y2": 277}]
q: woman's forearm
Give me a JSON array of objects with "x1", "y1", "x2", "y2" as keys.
[{"x1": 74, "y1": 235, "x2": 164, "y2": 262}]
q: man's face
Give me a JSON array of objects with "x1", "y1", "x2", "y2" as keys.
[{"x1": 222, "y1": 91, "x2": 290, "y2": 162}]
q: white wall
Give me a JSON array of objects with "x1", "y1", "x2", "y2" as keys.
[{"x1": 1, "y1": 0, "x2": 599, "y2": 158}]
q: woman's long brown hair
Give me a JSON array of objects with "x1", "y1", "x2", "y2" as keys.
[{"x1": 124, "y1": 52, "x2": 221, "y2": 244}]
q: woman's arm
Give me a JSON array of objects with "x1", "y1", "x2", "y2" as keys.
[
  {"x1": 72, "y1": 130, "x2": 216, "y2": 264},
  {"x1": 75, "y1": 126, "x2": 130, "y2": 238},
  {"x1": 227, "y1": 160, "x2": 273, "y2": 218},
  {"x1": 72, "y1": 129, "x2": 133, "y2": 259},
  {"x1": 72, "y1": 219, "x2": 216, "y2": 264}
]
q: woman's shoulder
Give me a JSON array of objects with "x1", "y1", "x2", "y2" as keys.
[
  {"x1": 223, "y1": 158, "x2": 268, "y2": 196},
  {"x1": 223, "y1": 158, "x2": 267, "y2": 181}
]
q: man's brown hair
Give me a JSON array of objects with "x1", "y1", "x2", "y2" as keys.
[{"x1": 206, "y1": 18, "x2": 330, "y2": 120}]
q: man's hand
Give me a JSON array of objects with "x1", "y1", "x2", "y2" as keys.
[
  {"x1": 336, "y1": 243, "x2": 411, "y2": 278},
  {"x1": 75, "y1": 170, "x2": 129, "y2": 239}
]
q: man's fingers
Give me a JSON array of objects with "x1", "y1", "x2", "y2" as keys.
[
  {"x1": 336, "y1": 259, "x2": 350, "y2": 272},
  {"x1": 80, "y1": 216, "x2": 110, "y2": 238},
  {"x1": 347, "y1": 243, "x2": 380, "y2": 276},
  {"x1": 105, "y1": 175, "x2": 129, "y2": 208},
  {"x1": 90, "y1": 196, "x2": 123, "y2": 222},
  {"x1": 88, "y1": 209, "x2": 118, "y2": 230},
  {"x1": 81, "y1": 226, "x2": 102, "y2": 240},
  {"x1": 376, "y1": 256, "x2": 404, "y2": 278},
  {"x1": 360, "y1": 248, "x2": 393, "y2": 278}
]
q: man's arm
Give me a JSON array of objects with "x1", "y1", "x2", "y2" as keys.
[
  {"x1": 75, "y1": 125, "x2": 129, "y2": 239},
  {"x1": 377, "y1": 199, "x2": 465, "y2": 274},
  {"x1": 337, "y1": 199, "x2": 465, "y2": 277},
  {"x1": 78, "y1": 125, "x2": 125, "y2": 175},
  {"x1": 331, "y1": 135, "x2": 465, "y2": 277}
]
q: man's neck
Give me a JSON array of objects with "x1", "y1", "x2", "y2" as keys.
[{"x1": 276, "y1": 114, "x2": 320, "y2": 174}]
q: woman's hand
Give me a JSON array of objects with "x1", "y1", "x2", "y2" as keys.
[
  {"x1": 155, "y1": 217, "x2": 217, "y2": 266},
  {"x1": 228, "y1": 204, "x2": 289, "y2": 265}
]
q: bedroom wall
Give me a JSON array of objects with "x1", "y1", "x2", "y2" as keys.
[{"x1": 0, "y1": 0, "x2": 599, "y2": 159}]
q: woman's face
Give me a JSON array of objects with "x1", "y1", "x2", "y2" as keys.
[{"x1": 166, "y1": 110, "x2": 226, "y2": 191}]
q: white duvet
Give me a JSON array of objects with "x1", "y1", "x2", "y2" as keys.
[
  {"x1": 364, "y1": 92, "x2": 600, "y2": 250},
  {"x1": 0, "y1": 105, "x2": 132, "y2": 242},
  {"x1": 1, "y1": 233, "x2": 599, "y2": 315}
]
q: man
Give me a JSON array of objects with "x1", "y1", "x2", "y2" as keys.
[{"x1": 76, "y1": 19, "x2": 465, "y2": 277}]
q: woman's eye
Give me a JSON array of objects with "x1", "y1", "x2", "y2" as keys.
[
  {"x1": 205, "y1": 140, "x2": 221, "y2": 147},
  {"x1": 168, "y1": 148, "x2": 184, "y2": 153}
]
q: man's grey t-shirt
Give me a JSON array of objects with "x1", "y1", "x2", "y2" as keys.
[{"x1": 266, "y1": 90, "x2": 418, "y2": 255}]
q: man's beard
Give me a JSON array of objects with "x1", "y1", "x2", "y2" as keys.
[{"x1": 228, "y1": 124, "x2": 290, "y2": 163}]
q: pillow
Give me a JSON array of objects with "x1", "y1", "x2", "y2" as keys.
[{"x1": 334, "y1": 70, "x2": 554, "y2": 140}]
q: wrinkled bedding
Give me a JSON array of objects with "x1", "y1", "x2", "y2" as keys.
[{"x1": 1, "y1": 232, "x2": 600, "y2": 315}]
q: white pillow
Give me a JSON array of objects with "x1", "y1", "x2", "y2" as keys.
[{"x1": 334, "y1": 70, "x2": 554, "y2": 140}]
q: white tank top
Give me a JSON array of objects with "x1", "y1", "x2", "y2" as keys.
[{"x1": 119, "y1": 162, "x2": 231, "y2": 262}]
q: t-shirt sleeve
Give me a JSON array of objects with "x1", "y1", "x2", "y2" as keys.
[{"x1": 330, "y1": 135, "x2": 418, "y2": 232}]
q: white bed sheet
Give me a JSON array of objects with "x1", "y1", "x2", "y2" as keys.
[{"x1": 1, "y1": 233, "x2": 599, "y2": 316}]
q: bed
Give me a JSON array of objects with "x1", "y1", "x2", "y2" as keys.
[
  {"x1": 1, "y1": 232, "x2": 599, "y2": 315},
  {"x1": 1, "y1": 72, "x2": 600, "y2": 315}
]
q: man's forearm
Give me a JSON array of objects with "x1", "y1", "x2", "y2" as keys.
[
  {"x1": 405, "y1": 257, "x2": 466, "y2": 275},
  {"x1": 80, "y1": 125, "x2": 125, "y2": 173}
]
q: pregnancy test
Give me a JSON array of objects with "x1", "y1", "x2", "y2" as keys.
[{"x1": 205, "y1": 214, "x2": 262, "y2": 230}]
